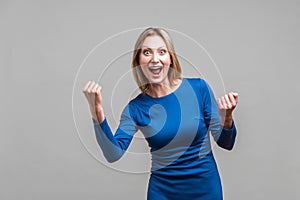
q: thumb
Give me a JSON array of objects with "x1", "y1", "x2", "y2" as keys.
[
  {"x1": 95, "y1": 85, "x2": 102, "y2": 105},
  {"x1": 232, "y1": 92, "x2": 238, "y2": 102}
]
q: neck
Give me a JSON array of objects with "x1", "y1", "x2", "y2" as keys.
[{"x1": 147, "y1": 78, "x2": 182, "y2": 98}]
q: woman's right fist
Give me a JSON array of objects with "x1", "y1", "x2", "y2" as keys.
[{"x1": 82, "y1": 81, "x2": 104, "y2": 122}]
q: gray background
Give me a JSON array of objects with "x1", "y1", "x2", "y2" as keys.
[{"x1": 1, "y1": 0, "x2": 299, "y2": 199}]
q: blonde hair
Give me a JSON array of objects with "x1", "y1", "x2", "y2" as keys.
[{"x1": 131, "y1": 27, "x2": 182, "y2": 93}]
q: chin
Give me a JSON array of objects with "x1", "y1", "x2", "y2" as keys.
[{"x1": 147, "y1": 76, "x2": 167, "y2": 84}]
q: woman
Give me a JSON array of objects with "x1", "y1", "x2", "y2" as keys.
[{"x1": 83, "y1": 27, "x2": 238, "y2": 200}]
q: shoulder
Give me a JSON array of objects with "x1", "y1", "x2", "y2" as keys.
[
  {"x1": 120, "y1": 96, "x2": 142, "y2": 121},
  {"x1": 126, "y1": 93, "x2": 149, "y2": 113},
  {"x1": 124, "y1": 93, "x2": 150, "y2": 125},
  {"x1": 126, "y1": 95, "x2": 140, "y2": 111},
  {"x1": 184, "y1": 77, "x2": 207, "y2": 85},
  {"x1": 183, "y1": 77, "x2": 208, "y2": 90},
  {"x1": 128, "y1": 93, "x2": 145, "y2": 106}
]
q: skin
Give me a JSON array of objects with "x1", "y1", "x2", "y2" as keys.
[
  {"x1": 217, "y1": 92, "x2": 238, "y2": 129},
  {"x1": 82, "y1": 81, "x2": 104, "y2": 123},
  {"x1": 82, "y1": 35, "x2": 238, "y2": 128},
  {"x1": 138, "y1": 35, "x2": 183, "y2": 98}
]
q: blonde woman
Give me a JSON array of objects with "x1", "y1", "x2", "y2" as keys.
[{"x1": 83, "y1": 27, "x2": 238, "y2": 200}]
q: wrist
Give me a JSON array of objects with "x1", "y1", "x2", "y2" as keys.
[
  {"x1": 90, "y1": 106, "x2": 104, "y2": 123},
  {"x1": 223, "y1": 116, "x2": 233, "y2": 129},
  {"x1": 95, "y1": 106, "x2": 103, "y2": 112},
  {"x1": 95, "y1": 108, "x2": 105, "y2": 123}
]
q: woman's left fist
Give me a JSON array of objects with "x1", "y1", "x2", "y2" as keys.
[{"x1": 217, "y1": 92, "x2": 238, "y2": 117}]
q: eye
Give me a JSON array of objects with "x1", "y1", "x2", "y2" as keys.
[
  {"x1": 143, "y1": 50, "x2": 151, "y2": 55},
  {"x1": 159, "y1": 49, "x2": 167, "y2": 54}
]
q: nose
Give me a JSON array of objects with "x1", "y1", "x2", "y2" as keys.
[{"x1": 151, "y1": 52, "x2": 159, "y2": 63}]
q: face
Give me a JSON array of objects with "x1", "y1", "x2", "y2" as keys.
[{"x1": 139, "y1": 35, "x2": 172, "y2": 84}]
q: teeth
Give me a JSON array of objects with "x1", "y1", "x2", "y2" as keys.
[
  {"x1": 149, "y1": 66, "x2": 162, "y2": 74},
  {"x1": 149, "y1": 66, "x2": 162, "y2": 69}
]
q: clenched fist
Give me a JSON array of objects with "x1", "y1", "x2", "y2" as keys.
[
  {"x1": 82, "y1": 81, "x2": 105, "y2": 123},
  {"x1": 217, "y1": 92, "x2": 238, "y2": 129}
]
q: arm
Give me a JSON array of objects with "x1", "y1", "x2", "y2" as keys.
[
  {"x1": 93, "y1": 103, "x2": 138, "y2": 163},
  {"x1": 200, "y1": 80, "x2": 238, "y2": 150},
  {"x1": 216, "y1": 91, "x2": 239, "y2": 150},
  {"x1": 83, "y1": 81, "x2": 137, "y2": 162}
]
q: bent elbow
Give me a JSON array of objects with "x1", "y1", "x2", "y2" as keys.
[
  {"x1": 106, "y1": 156, "x2": 120, "y2": 163},
  {"x1": 224, "y1": 145, "x2": 234, "y2": 151},
  {"x1": 217, "y1": 141, "x2": 235, "y2": 151},
  {"x1": 104, "y1": 152, "x2": 122, "y2": 163}
]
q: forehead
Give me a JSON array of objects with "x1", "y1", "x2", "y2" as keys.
[{"x1": 141, "y1": 35, "x2": 167, "y2": 49}]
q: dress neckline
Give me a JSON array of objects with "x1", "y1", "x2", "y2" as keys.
[{"x1": 143, "y1": 78, "x2": 185, "y2": 100}]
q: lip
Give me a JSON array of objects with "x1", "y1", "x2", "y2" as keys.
[
  {"x1": 148, "y1": 66, "x2": 163, "y2": 75},
  {"x1": 148, "y1": 65, "x2": 163, "y2": 68}
]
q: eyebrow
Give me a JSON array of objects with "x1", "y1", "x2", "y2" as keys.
[{"x1": 141, "y1": 46, "x2": 166, "y2": 49}]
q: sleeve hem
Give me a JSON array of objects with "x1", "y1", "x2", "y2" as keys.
[
  {"x1": 222, "y1": 120, "x2": 236, "y2": 133},
  {"x1": 92, "y1": 117, "x2": 107, "y2": 127}
]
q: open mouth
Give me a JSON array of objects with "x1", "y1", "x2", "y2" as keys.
[{"x1": 149, "y1": 66, "x2": 163, "y2": 75}]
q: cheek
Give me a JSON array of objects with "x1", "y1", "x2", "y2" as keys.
[
  {"x1": 139, "y1": 55, "x2": 149, "y2": 65},
  {"x1": 163, "y1": 65, "x2": 170, "y2": 73},
  {"x1": 162, "y1": 55, "x2": 171, "y2": 65}
]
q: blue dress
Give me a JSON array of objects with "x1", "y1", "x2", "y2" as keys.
[{"x1": 93, "y1": 78, "x2": 237, "y2": 200}]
